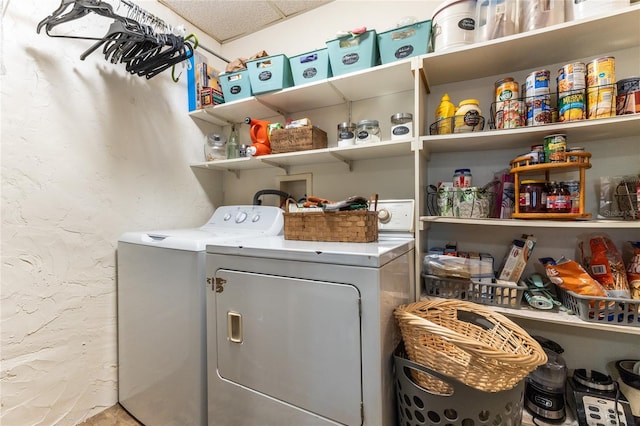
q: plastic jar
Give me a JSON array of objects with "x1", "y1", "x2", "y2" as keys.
[
  {"x1": 546, "y1": 181, "x2": 571, "y2": 213},
  {"x1": 356, "y1": 119, "x2": 381, "y2": 144},
  {"x1": 453, "y1": 168, "x2": 472, "y2": 188},
  {"x1": 390, "y1": 113, "x2": 413, "y2": 140},
  {"x1": 454, "y1": 99, "x2": 482, "y2": 133},
  {"x1": 337, "y1": 122, "x2": 356, "y2": 147},
  {"x1": 519, "y1": 180, "x2": 547, "y2": 213}
]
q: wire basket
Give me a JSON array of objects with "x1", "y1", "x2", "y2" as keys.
[
  {"x1": 426, "y1": 185, "x2": 496, "y2": 218},
  {"x1": 423, "y1": 274, "x2": 525, "y2": 308},
  {"x1": 394, "y1": 345, "x2": 525, "y2": 426},
  {"x1": 556, "y1": 288, "x2": 640, "y2": 327},
  {"x1": 429, "y1": 115, "x2": 485, "y2": 135},
  {"x1": 394, "y1": 299, "x2": 548, "y2": 393}
]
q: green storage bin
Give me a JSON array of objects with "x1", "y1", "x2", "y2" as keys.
[
  {"x1": 289, "y1": 49, "x2": 332, "y2": 86},
  {"x1": 326, "y1": 30, "x2": 379, "y2": 77},
  {"x1": 219, "y1": 70, "x2": 253, "y2": 102},
  {"x1": 246, "y1": 54, "x2": 293, "y2": 94},
  {"x1": 377, "y1": 20, "x2": 432, "y2": 64}
]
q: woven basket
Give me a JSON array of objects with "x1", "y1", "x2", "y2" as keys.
[
  {"x1": 283, "y1": 209, "x2": 378, "y2": 242},
  {"x1": 394, "y1": 299, "x2": 547, "y2": 393}
]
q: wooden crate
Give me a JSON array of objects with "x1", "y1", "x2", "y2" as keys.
[
  {"x1": 284, "y1": 209, "x2": 378, "y2": 242},
  {"x1": 270, "y1": 126, "x2": 328, "y2": 154}
]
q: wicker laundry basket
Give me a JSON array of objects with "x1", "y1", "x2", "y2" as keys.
[{"x1": 394, "y1": 299, "x2": 547, "y2": 393}]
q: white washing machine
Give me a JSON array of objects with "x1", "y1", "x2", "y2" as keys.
[
  {"x1": 117, "y1": 205, "x2": 284, "y2": 426},
  {"x1": 205, "y1": 200, "x2": 415, "y2": 426}
]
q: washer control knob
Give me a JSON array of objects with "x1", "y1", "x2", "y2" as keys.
[
  {"x1": 252, "y1": 214, "x2": 260, "y2": 223},
  {"x1": 378, "y1": 208, "x2": 391, "y2": 223},
  {"x1": 235, "y1": 211, "x2": 247, "y2": 223},
  {"x1": 223, "y1": 213, "x2": 232, "y2": 221}
]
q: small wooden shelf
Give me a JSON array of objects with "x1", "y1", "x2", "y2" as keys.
[{"x1": 510, "y1": 151, "x2": 592, "y2": 219}]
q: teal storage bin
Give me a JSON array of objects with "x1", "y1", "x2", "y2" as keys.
[
  {"x1": 377, "y1": 20, "x2": 432, "y2": 64},
  {"x1": 326, "y1": 30, "x2": 379, "y2": 77},
  {"x1": 219, "y1": 70, "x2": 253, "y2": 102},
  {"x1": 289, "y1": 49, "x2": 332, "y2": 86},
  {"x1": 246, "y1": 54, "x2": 293, "y2": 94}
]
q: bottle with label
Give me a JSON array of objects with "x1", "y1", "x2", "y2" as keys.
[
  {"x1": 435, "y1": 93, "x2": 456, "y2": 134},
  {"x1": 546, "y1": 181, "x2": 571, "y2": 213},
  {"x1": 454, "y1": 99, "x2": 482, "y2": 133},
  {"x1": 226, "y1": 125, "x2": 239, "y2": 159}
]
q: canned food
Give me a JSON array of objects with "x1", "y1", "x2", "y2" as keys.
[
  {"x1": 587, "y1": 85, "x2": 616, "y2": 119},
  {"x1": 557, "y1": 62, "x2": 586, "y2": 95},
  {"x1": 495, "y1": 78, "x2": 522, "y2": 129},
  {"x1": 525, "y1": 70, "x2": 551, "y2": 97},
  {"x1": 587, "y1": 56, "x2": 615, "y2": 88},
  {"x1": 616, "y1": 77, "x2": 640, "y2": 115},
  {"x1": 587, "y1": 56, "x2": 616, "y2": 119},
  {"x1": 526, "y1": 95, "x2": 552, "y2": 126},
  {"x1": 519, "y1": 180, "x2": 547, "y2": 213},
  {"x1": 567, "y1": 146, "x2": 585, "y2": 162},
  {"x1": 544, "y1": 133, "x2": 567, "y2": 163},
  {"x1": 558, "y1": 90, "x2": 586, "y2": 122},
  {"x1": 529, "y1": 144, "x2": 545, "y2": 164}
]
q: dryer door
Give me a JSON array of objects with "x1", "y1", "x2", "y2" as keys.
[{"x1": 215, "y1": 269, "x2": 362, "y2": 426}]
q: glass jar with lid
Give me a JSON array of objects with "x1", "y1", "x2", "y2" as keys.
[
  {"x1": 390, "y1": 113, "x2": 413, "y2": 140},
  {"x1": 519, "y1": 179, "x2": 547, "y2": 213},
  {"x1": 204, "y1": 133, "x2": 227, "y2": 161},
  {"x1": 356, "y1": 119, "x2": 381, "y2": 144},
  {"x1": 337, "y1": 122, "x2": 356, "y2": 147},
  {"x1": 546, "y1": 181, "x2": 571, "y2": 213}
]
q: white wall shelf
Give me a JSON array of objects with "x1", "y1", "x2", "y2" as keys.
[
  {"x1": 419, "y1": 5, "x2": 640, "y2": 87},
  {"x1": 190, "y1": 138, "x2": 413, "y2": 174},
  {"x1": 189, "y1": 58, "x2": 415, "y2": 126},
  {"x1": 420, "y1": 114, "x2": 640, "y2": 153},
  {"x1": 420, "y1": 216, "x2": 639, "y2": 229}
]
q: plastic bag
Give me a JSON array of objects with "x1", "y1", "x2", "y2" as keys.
[
  {"x1": 542, "y1": 257, "x2": 607, "y2": 299},
  {"x1": 579, "y1": 233, "x2": 630, "y2": 298},
  {"x1": 625, "y1": 241, "x2": 640, "y2": 299}
]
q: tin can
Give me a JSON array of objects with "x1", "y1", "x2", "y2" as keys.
[
  {"x1": 529, "y1": 144, "x2": 545, "y2": 164},
  {"x1": 453, "y1": 168, "x2": 472, "y2": 188},
  {"x1": 558, "y1": 90, "x2": 586, "y2": 122},
  {"x1": 587, "y1": 85, "x2": 616, "y2": 119},
  {"x1": 525, "y1": 70, "x2": 551, "y2": 97},
  {"x1": 567, "y1": 146, "x2": 585, "y2": 162},
  {"x1": 616, "y1": 77, "x2": 640, "y2": 115},
  {"x1": 587, "y1": 56, "x2": 615, "y2": 88},
  {"x1": 495, "y1": 78, "x2": 521, "y2": 129},
  {"x1": 561, "y1": 180, "x2": 581, "y2": 214},
  {"x1": 543, "y1": 133, "x2": 566, "y2": 163},
  {"x1": 557, "y1": 62, "x2": 586, "y2": 94},
  {"x1": 526, "y1": 95, "x2": 552, "y2": 126},
  {"x1": 587, "y1": 56, "x2": 616, "y2": 119}
]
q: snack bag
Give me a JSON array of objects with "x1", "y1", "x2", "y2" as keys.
[
  {"x1": 543, "y1": 257, "x2": 607, "y2": 299},
  {"x1": 579, "y1": 233, "x2": 630, "y2": 298},
  {"x1": 625, "y1": 241, "x2": 640, "y2": 299}
]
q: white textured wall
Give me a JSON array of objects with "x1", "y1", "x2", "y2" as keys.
[{"x1": 0, "y1": 1, "x2": 222, "y2": 424}]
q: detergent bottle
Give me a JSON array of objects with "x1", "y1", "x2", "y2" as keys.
[
  {"x1": 435, "y1": 93, "x2": 456, "y2": 134},
  {"x1": 245, "y1": 117, "x2": 271, "y2": 147}
]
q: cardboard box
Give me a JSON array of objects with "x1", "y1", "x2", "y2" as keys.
[
  {"x1": 498, "y1": 234, "x2": 537, "y2": 282},
  {"x1": 187, "y1": 51, "x2": 224, "y2": 111},
  {"x1": 269, "y1": 126, "x2": 328, "y2": 154}
]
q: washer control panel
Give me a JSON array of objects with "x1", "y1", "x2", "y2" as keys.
[{"x1": 373, "y1": 199, "x2": 415, "y2": 233}]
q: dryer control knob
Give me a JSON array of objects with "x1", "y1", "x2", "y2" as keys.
[
  {"x1": 378, "y1": 208, "x2": 391, "y2": 223},
  {"x1": 252, "y1": 214, "x2": 260, "y2": 222},
  {"x1": 224, "y1": 213, "x2": 232, "y2": 221},
  {"x1": 235, "y1": 211, "x2": 247, "y2": 223}
]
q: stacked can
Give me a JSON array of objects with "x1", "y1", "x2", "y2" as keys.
[
  {"x1": 557, "y1": 62, "x2": 586, "y2": 122},
  {"x1": 525, "y1": 70, "x2": 552, "y2": 126},
  {"x1": 587, "y1": 56, "x2": 616, "y2": 119},
  {"x1": 495, "y1": 77, "x2": 523, "y2": 129}
]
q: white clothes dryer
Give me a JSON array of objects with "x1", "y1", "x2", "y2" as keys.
[
  {"x1": 204, "y1": 200, "x2": 415, "y2": 426},
  {"x1": 117, "y1": 205, "x2": 283, "y2": 426}
]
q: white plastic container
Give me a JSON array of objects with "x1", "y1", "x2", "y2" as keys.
[
  {"x1": 565, "y1": 0, "x2": 630, "y2": 21},
  {"x1": 475, "y1": 0, "x2": 519, "y2": 42},
  {"x1": 520, "y1": 0, "x2": 565, "y2": 32},
  {"x1": 431, "y1": 0, "x2": 477, "y2": 53}
]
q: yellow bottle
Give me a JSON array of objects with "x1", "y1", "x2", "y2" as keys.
[{"x1": 435, "y1": 93, "x2": 456, "y2": 134}]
